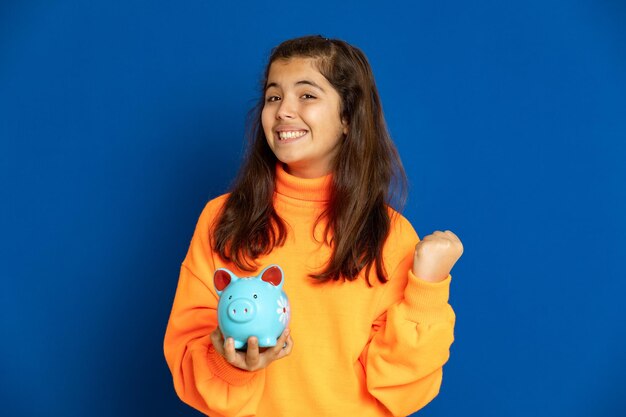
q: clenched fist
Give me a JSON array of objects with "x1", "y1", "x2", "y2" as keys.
[{"x1": 412, "y1": 230, "x2": 463, "y2": 283}]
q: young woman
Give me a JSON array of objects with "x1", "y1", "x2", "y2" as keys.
[{"x1": 164, "y1": 35, "x2": 463, "y2": 417}]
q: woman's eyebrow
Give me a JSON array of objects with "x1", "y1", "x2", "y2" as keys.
[
  {"x1": 295, "y1": 80, "x2": 325, "y2": 92},
  {"x1": 265, "y1": 80, "x2": 326, "y2": 93}
]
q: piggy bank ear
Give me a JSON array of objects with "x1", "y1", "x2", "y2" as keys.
[
  {"x1": 214, "y1": 269, "x2": 233, "y2": 295},
  {"x1": 261, "y1": 265, "x2": 284, "y2": 287}
]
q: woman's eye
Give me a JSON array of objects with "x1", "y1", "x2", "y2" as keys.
[
  {"x1": 266, "y1": 96, "x2": 280, "y2": 103},
  {"x1": 302, "y1": 94, "x2": 316, "y2": 99}
]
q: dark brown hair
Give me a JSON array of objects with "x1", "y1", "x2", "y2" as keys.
[{"x1": 212, "y1": 35, "x2": 407, "y2": 284}]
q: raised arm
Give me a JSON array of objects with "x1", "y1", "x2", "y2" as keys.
[{"x1": 361, "y1": 229, "x2": 463, "y2": 416}]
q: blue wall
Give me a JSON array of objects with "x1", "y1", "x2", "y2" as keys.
[{"x1": 1, "y1": 1, "x2": 625, "y2": 416}]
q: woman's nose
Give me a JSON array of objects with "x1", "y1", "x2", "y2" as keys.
[{"x1": 276, "y1": 97, "x2": 296, "y2": 119}]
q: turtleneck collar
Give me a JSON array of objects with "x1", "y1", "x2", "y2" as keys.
[{"x1": 274, "y1": 163, "x2": 332, "y2": 202}]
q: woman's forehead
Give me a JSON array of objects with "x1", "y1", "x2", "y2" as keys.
[{"x1": 265, "y1": 57, "x2": 329, "y2": 89}]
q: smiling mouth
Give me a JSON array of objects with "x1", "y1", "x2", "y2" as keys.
[{"x1": 277, "y1": 130, "x2": 307, "y2": 140}]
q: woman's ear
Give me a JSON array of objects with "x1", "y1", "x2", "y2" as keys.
[{"x1": 342, "y1": 118, "x2": 349, "y2": 135}]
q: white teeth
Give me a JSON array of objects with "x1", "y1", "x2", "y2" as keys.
[{"x1": 278, "y1": 131, "x2": 306, "y2": 140}]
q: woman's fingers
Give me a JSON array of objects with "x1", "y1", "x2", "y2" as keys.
[
  {"x1": 413, "y1": 230, "x2": 464, "y2": 282},
  {"x1": 269, "y1": 328, "x2": 293, "y2": 361},
  {"x1": 223, "y1": 337, "x2": 239, "y2": 364},
  {"x1": 276, "y1": 334, "x2": 294, "y2": 360},
  {"x1": 212, "y1": 328, "x2": 294, "y2": 371},
  {"x1": 245, "y1": 337, "x2": 260, "y2": 368},
  {"x1": 210, "y1": 328, "x2": 225, "y2": 356}
]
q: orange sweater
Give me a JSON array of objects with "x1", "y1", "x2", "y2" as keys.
[{"x1": 164, "y1": 164, "x2": 456, "y2": 417}]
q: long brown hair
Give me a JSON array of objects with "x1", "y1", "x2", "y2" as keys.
[{"x1": 212, "y1": 35, "x2": 407, "y2": 284}]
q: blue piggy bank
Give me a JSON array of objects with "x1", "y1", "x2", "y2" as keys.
[{"x1": 214, "y1": 265, "x2": 290, "y2": 349}]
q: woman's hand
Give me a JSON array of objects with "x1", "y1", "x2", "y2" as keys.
[
  {"x1": 412, "y1": 230, "x2": 464, "y2": 283},
  {"x1": 210, "y1": 327, "x2": 294, "y2": 372}
]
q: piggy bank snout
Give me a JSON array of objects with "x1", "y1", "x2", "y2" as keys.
[{"x1": 226, "y1": 298, "x2": 256, "y2": 323}]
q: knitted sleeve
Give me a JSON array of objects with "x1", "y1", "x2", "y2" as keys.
[
  {"x1": 359, "y1": 219, "x2": 456, "y2": 416},
  {"x1": 163, "y1": 199, "x2": 266, "y2": 417}
]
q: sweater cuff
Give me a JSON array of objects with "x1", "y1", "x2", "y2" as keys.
[
  {"x1": 402, "y1": 270, "x2": 452, "y2": 325},
  {"x1": 206, "y1": 344, "x2": 260, "y2": 386}
]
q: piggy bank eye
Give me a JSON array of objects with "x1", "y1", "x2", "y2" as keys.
[
  {"x1": 253, "y1": 294, "x2": 258, "y2": 299},
  {"x1": 228, "y1": 295, "x2": 232, "y2": 300}
]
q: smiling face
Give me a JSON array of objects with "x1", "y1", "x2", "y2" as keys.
[{"x1": 262, "y1": 57, "x2": 348, "y2": 179}]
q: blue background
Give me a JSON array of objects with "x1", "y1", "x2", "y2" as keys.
[{"x1": 1, "y1": 0, "x2": 625, "y2": 416}]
